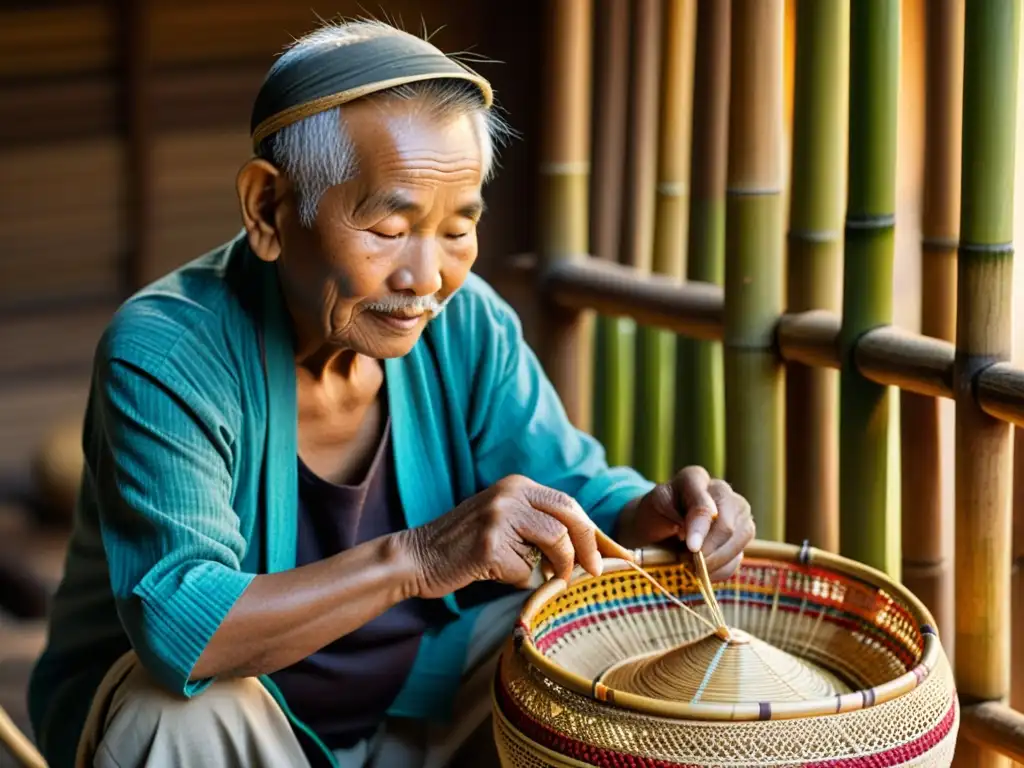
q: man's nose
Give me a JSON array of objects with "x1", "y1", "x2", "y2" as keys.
[{"x1": 390, "y1": 237, "x2": 443, "y2": 296}]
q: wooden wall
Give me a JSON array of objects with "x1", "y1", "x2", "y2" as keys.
[{"x1": 0, "y1": 0, "x2": 542, "y2": 494}]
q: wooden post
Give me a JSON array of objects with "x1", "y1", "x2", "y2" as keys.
[
  {"x1": 901, "y1": 0, "x2": 962, "y2": 657},
  {"x1": 635, "y1": 0, "x2": 697, "y2": 483},
  {"x1": 1014, "y1": 429, "x2": 1024, "y2": 732},
  {"x1": 724, "y1": 0, "x2": 786, "y2": 541},
  {"x1": 839, "y1": 0, "x2": 900, "y2": 577},
  {"x1": 590, "y1": 0, "x2": 630, "y2": 459},
  {"x1": 784, "y1": 0, "x2": 848, "y2": 553},
  {"x1": 675, "y1": 0, "x2": 729, "y2": 479},
  {"x1": 118, "y1": 0, "x2": 152, "y2": 295},
  {"x1": 953, "y1": 2, "x2": 1020, "y2": 766},
  {"x1": 538, "y1": 0, "x2": 594, "y2": 429}
]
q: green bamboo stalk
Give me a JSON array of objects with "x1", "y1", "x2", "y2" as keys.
[
  {"x1": 785, "y1": 0, "x2": 848, "y2": 553},
  {"x1": 594, "y1": 317, "x2": 635, "y2": 465},
  {"x1": 838, "y1": 0, "x2": 900, "y2": 577},
  {"x1": 675, "y1": 0, "x2": 729, "y2": 479},
  {"x1": 724, "y1": 0, "x2": 785, "y2": 542},
  {"x1": 953, "y1": 4, "x2": 1019, "y2": 766},
  {"x1": 635, "y1": 0, "x2": 697, "y2": 484}
]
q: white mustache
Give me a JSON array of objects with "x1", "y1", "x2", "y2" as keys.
[{"x1": 362, "y1": 292, "x2": 453, "y2": 316}]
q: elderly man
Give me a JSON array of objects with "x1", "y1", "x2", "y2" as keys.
[{"x1": 27, "y1": 19, "x2": 755, "y2": 768}]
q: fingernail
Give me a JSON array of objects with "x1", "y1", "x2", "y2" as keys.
[{"x1": 686, "y1": 532, "x2": 703, "y2": 552}]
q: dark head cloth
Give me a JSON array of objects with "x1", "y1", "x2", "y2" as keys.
[{"x1": 250, "y1": 32, "x2": 493, "y2": 150}]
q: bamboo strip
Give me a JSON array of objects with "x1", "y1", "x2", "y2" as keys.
[
  {"x1": 900, "y1": 0, "x2": 962, "y2": 661},
  {"x1": 954, "y1": 3, "x2": 1020, "y2": 766},
  {"x1": 635, "y1": 0, "x2": 697, "y2": 483},
  {"x1": 784, "y1": 0, "x2": 848, "y2": 553},
  {"x1": 589, "y1": 0, "x2": 631, "y2": 464},
  {"x1": 724, "y1": 0, "x2": 786, "y2": 542},
  {"x1": 675, "y1": 0, "x2": 729, "y2": 479},
  {"x1": 537, "y1": 0, "x2": 594, "y2": 431},
  {"x1": 839, "y1": 0, "x2": 900, "y2": 577}
]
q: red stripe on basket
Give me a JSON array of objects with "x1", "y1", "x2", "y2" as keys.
[
  {"x1": 802, "y1": 694, "x2": 958, "y2": 767},
  {"x1": 496, "y1": 664, "x2": 959, "y2": 768}
]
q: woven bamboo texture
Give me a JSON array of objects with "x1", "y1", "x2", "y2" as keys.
[{"x1": 494, "y1": 541, "x2": 959, "y2": 767}]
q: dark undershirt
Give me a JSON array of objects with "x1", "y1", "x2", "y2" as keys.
[{"x1": 268, "y1": 417, "x2": 448, "y2": 751}]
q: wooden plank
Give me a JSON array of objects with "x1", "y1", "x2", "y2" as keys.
[
  {"x1": 0, "y1": 4, "x2": 115, "y2": 79},
  {"x1": 0, "y1": 306, "x2": 113, "y2": 379},
  {"x1": 0, "y1": 76, "x2": 117, "y2": 145},
  {"x1": 0, "y1": 138, "x2": 125, "y2": 308}
]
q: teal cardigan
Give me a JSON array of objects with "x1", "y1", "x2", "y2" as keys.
[{"x1": 27, "y1": 234, "x2": 654, "y2": 767}]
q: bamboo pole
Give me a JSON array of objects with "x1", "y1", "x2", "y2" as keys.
[
  {"x1": 953, "y1": 3, "x2": 1020, "y2": 767},
  {"x1": 724, "y1": 0, "x2": 786, "y2": 541},
  {"x1": 838, "y1": 0, "x2": 900, "y2": 576},
  {"x1": 676, "y1": 0, "x2": 729, "y2": 479},
  {"x1": 900, "y1": 0, "x2": 962, "y2": 657},
  {"x1": 635, "y1": 0, "x2": 697, "y2": 483},
  {"x1": 537, "y1": 0, "x2": 594, "y2": 430},
  {"x1": 590, "y1": 0, "x2": 630, "y2": 459},
  {"x1": 784, "y1": 0, "x2": 848, "y2": 553},
  {"x1": 602, "y1": 0, "x2": 661, "y2": 469}
]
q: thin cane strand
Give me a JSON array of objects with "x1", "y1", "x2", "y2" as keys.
[{"x1": 622, "y1": 560, "x2": 721, "y2": 634}]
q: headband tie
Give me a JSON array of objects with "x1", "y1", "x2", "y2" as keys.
[{"x1": 250, "y1": 33, "x2": 493, "y2": 150}]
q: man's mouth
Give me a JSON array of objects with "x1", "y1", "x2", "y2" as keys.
[{"x1": 368, "y1": 309, "x2": 426, "y2": 331}]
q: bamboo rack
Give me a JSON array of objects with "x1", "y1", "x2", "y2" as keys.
[
  {"x1": 723, "y1": 0, "x2": 786, "y2": 542},
  {"x1": 784, "y1": 0, "x2": 847, "y2": 553},
  {"x1": 838, "y1": 0, "x2": 900, "y2": 578},
  {"x1": 675, "y1": 0, "x2": 729, "y2": 479}
]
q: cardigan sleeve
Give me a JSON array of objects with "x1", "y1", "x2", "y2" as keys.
[
  {"x1": 92, "y1": 339, "x2": 255, "y2": 697},
  {"x1": 467, "y1": 290, "x2": 655, "y2": 535}
]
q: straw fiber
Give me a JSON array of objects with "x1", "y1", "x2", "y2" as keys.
[{"x1": 493, "y1": 541, "x2": 958, "y2": 767}]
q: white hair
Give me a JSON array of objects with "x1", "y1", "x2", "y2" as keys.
[{"x1": 258, "y1": 20, "x2": 512, "y2": 227}]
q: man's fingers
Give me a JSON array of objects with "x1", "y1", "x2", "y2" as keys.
[
  {"x1": 521, "y1": 483, "x2": 603, "y2": 577},
  {"x1": 513, "y1": 507, "x2": 575, "y2": 582},
  {"x1": 674, "y1": 466, "x2": 718, "y2": 552},
  {"x1": 708, "y1": 552, "x2": 744, "y2": 583}
]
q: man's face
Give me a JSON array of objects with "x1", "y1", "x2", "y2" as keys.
[{"x1": 276, "y1": 98, "x2": 484, "y2": 359}]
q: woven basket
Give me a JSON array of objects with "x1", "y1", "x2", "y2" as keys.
[{"x1": 493, "y1": 540, "x2": 958, "y2": 767}]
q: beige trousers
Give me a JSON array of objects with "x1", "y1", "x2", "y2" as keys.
[{"x1": 75, "y1": 592, "x2": 526, "y2": 768}]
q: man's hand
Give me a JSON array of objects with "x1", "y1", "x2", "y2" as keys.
[
  {"x1": 399, "y1": 475, "x2": 622, "y2": 600},
  {"x1": 616, "y1": 466, "x2": 755, "y2": 582}
]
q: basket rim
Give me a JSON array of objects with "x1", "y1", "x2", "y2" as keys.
[{"x1": 513, "y1": 538, "x2": 946, "y2": 722}]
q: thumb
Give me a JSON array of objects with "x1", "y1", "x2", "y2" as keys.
[{"x1": 675, "y1": 467, "x2": 719, "y2": 552}]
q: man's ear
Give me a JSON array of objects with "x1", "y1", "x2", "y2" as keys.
[{"x1": 237, "y1": 158, "x2": 287, "y2": 263}]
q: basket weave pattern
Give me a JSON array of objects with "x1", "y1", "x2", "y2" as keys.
[{"x1": 493, "y1": 551, "x2": 959, "y2": 768}]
